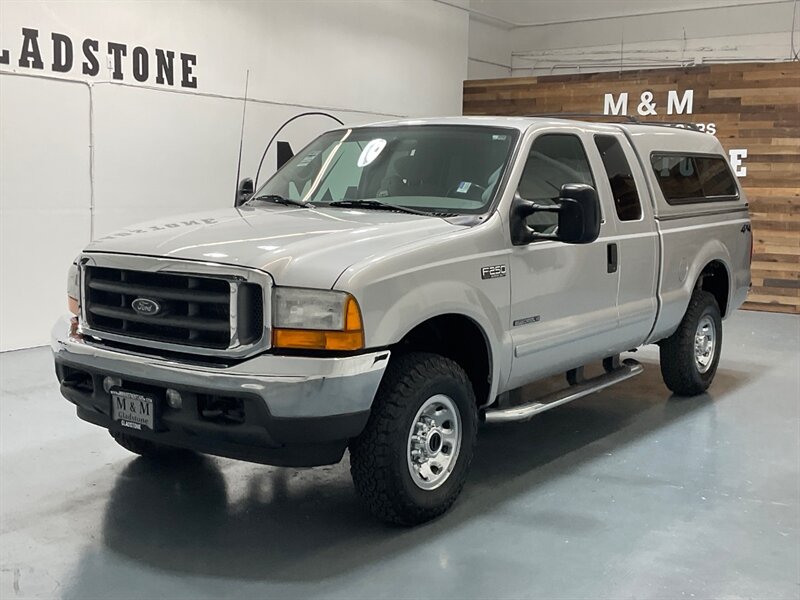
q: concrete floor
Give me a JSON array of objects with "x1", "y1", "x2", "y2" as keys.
[{"x1": 1, "y1": 310, "x2": 798, "y2": 600}]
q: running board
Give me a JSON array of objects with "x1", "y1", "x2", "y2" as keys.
[{"x1": 484, "y1": 359, "x2": 644, "y2": 424}]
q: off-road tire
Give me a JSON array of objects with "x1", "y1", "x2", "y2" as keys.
[
  {"x1": 349, "y1": 352, "x2": 478, "y2": 526},
  {"x1": 659, "y1": 290, "x2": 722, "y2": 396},
  {"x1": 110, "y1": 430, "x2": 186, "y2": 459}
]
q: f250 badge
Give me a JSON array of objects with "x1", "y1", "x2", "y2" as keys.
[{"x1": 481, "y1": 265, "x2": 507, "y2": 279}]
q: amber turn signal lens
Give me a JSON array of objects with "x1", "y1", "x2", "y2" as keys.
[
  {"x1": 273, "y1": 294, "x2": 365, "y2": 351},
  {"x1": 68, "y1": 296, "x2": 79, "y2": 316},
  {"x1": 344, "y1": 296, "x2": 362, "y2": 331},
  {"x1": 273, "y1": 329, "x2": 364, "y2": 351}
]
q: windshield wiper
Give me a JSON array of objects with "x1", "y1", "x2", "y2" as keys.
[
  {"x1": 327, "y1": 199, "x2": 429, "y2": 216},
  {"x1": 250, "y1": 194, "x2": 311, "y2": 208}
]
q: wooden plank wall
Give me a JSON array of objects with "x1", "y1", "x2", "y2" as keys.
[{"x1": 463, "y1": 62, "x2": 800, "y2": 314}]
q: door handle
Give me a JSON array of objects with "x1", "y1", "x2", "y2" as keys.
[{"x1": 607, "y1": 243, "x2": 618, "y2": 273}]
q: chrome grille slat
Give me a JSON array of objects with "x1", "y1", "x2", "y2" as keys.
[
  {"x1": 87, "y1": 305, "x2": 231, "y2": 332},
  {"x1": 87, "y1": 279, "x2": 229, "y2": 304}
]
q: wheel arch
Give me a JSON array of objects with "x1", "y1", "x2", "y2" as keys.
[
  {"x1": 696, "y1": 259, "x2": 731, "y2": 318},
  {"x1": 649, "y1": 238, "x2": 735, "y2": 343},
  {"x1": 391, "y1": 313, "x2": 496, "y2": 408}
]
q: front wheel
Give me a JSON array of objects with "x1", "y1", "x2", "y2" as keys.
[
  {"x1": 349, "y1": 352, "x2": 478, "y2": 526},
  {"x1": 659, "y1": 290, "x2": 723, "y2": 396}
]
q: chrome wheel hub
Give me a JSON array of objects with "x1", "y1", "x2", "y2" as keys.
[
  {"x1": 407, "y1": 394, "x2": 462, "y2": 491},
  {"x1": 694, "y1": 315, "x2": 716, "y2": 373}
]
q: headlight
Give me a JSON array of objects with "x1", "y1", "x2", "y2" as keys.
[
  {"x1": 272, "y1": 287, "x2": 364, "y2": 351},
  {"x1": 67, "y1": 260, "x2": 80, "y2": 316}
]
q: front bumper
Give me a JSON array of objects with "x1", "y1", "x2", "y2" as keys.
[{"x1": 51, "y1": 315, "x2": 389, "y2": 466}]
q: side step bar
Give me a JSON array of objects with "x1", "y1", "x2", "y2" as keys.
[{"x1": 484, "y1": 359, "x2": 643, "y2": 424}]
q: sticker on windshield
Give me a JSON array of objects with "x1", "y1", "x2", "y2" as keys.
[
  {"x1": 456, "y1": 181, "x2": 472, "y2": 194},
  {"x1": 357, "y1": 138, "x2": 387, "y2": 167},
  {"x1": 296, "y1": 151, "x2": 321, "y2": 168}
]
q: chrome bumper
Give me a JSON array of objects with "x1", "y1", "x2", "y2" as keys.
[{"x1": 51, "y1": 315, "x2": 389, "y2": 418}]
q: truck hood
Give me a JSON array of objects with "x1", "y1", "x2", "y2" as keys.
[{"x1": 86, "y1": 205, "x2": 464, "y2": 288}]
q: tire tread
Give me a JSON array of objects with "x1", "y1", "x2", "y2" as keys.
[
  {"x1": 349, "y1": 352, "x2": 477, "y2": 526},
  {"x1": 659, "y1": 290, "x2": 722, "y2": 396}
]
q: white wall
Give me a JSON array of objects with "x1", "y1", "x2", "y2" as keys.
[
  {"x1": 468, "y1": 17, "x2": 512, "y2": 79},
  {"x1": 466, "y1": 0, "x2": 797, "y2": 78},
  {"x1": 0, "y1": 0, "x2": 469, "y2": 351}
]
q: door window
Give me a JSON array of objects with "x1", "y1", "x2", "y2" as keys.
[
  {"x1": 594, "y1": 135, "x2": 643, "y2": 221},
  {"x1": 518, "y1": 134, "x2": 595, "y2": 233}
]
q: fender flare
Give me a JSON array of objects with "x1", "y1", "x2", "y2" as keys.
[{"x1": 366, "y1": 280, "x2": 507, "y2": 407}]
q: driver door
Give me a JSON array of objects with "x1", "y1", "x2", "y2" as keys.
[{"x1": 507, "y1": 130, "x2": 620, "y2": 389}]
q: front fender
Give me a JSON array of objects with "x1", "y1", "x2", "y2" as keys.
[
  {"x1": 333, "y1": 214, "x2": 513, "y2": 404},
  {"x1": 358, "y1": 278, "x2": 510, "y2": 407}
]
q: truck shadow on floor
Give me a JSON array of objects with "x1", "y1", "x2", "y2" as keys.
[{"x1": 92, "y1": 358, "x2": 750, "y2": 583}]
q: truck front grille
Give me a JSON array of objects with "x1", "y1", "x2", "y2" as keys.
[{"x1": 83, "y1": 266, "x2": 263, "y2": 350}]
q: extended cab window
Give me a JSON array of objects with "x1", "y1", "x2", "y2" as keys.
[
  {"x1": 595, "y1": 135, "x2": 642, "y2": 221},
  {"x1": 651, "y1": 153, "x2": 739, "y2": 205},
  {"x1": 518, "y1": 134, "x2": 594, "y2": 233}
]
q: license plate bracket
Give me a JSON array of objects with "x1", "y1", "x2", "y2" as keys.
[{"x1": 111, "y1": 389, "x2": 156, "y2": 431}]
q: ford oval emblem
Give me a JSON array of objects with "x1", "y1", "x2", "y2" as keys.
[{"x1": 131, "y1": 297, "x2": 161, "y2": 316}]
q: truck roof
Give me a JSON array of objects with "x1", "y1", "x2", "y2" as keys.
[
  {"x1": 363, "y1": 115, "x2": 543, "y2": 131},
  {"x1": 360, "y1": 115, "x2": 722, "y2": 154},
  {"x1": 365, "y1": 115, "x2": 709, "y2": 133}
]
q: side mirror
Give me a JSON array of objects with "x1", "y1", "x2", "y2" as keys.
[
  {"x1": 555, "y1": 184, "x2": 601, "y2": 244},
  {"x1": 236, "y1": 177, "x2": 254, "y2": 207},
  {"x1": 511, "y1": 183, "x2": 601, "y2": 246}
]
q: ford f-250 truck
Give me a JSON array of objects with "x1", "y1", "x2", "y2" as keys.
[{"x1": 52, "y1": 117, "x2": 752, "y2": 525}]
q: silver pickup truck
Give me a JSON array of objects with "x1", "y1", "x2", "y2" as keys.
[{"x1": 52, "y1": 117, "x2": 752, "y2": 525}]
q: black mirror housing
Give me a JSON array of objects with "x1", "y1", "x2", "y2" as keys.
[
  {"x1": 235, "y1": 177, "x2": 254, "y2": 207},
  {"x1": 556, "y1": 184, "x2": 601, "y2": 244},
  {"x1": 511, "y1": 183, "x2": 601, "y2": 246}
]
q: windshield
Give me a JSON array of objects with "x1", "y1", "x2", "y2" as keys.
[{"x1": 252, "y1": 125, "x2": 518, "y2": 214}]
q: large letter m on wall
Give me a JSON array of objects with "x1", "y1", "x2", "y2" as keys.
[
  {"x1": 667, "y1": 89, "x2": 694, "y2": 115},
  {"x1": 603, "y1": 92, "x2": 629, "y2": 115}
]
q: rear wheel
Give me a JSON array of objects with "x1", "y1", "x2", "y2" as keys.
[
  {"x1": 349, "y1": 352, "x2": 478, "y2": 526},
  {"x1": 659, "y1": 290, "x2": 723, "y2": 396}
]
